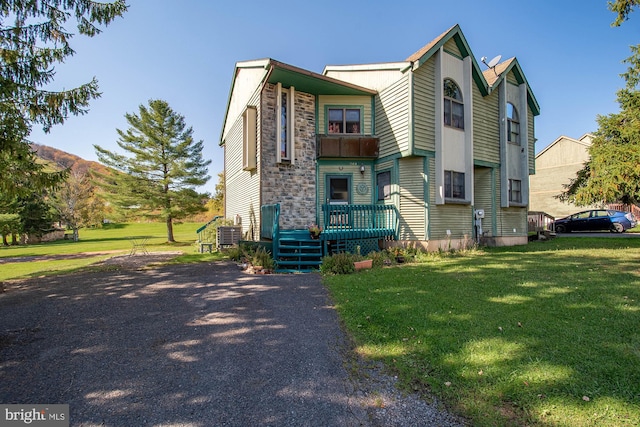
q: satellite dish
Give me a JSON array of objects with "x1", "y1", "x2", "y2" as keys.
[{"x1": 487, "y1": 55, "x2": 502, "y2": 68}]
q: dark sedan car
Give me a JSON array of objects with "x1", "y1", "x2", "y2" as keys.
[{"x1": 553, "y1": 209, "x2": 637, "y2": 233}]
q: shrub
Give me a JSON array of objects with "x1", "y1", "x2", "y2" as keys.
[
  {"x1": 224, "y1": 244, "x2": 275, "y2": 271},
  {"x1": 251, "y1": 246, "x2": 274, "y2": 270},
  {"x1": 224, "y1": 246, "x2": 243, "y2": 261},
  {"x1": 369, "y1": 250, "x2": 393, "y2": 268},
  {"x1": 320, "y1": 252, "x2": 358, "y2": 275}
]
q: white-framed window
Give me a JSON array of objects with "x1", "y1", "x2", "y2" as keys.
[
  {"x1": 328, "y1": 107, "x2": 361, "y2": 134},
  {"x1": 443, "y1": 78, "x2": 464, "y2": 130},
  {"x1": 444, "y1": 170, "x2": 465, "y2": 199},
  {"x1": 276, "y1": 83, "x2": 295, "y2": 163},
  {"x1": 509, "y1": 179, "x2": 522, "y2": 203},
  {"x1": 507, "y1": 103, "x2": 520, "y2": 144}
]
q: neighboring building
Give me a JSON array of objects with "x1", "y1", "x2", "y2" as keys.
[
  {"x1": 529, "y1": 134, "x2": 594, "y2": 218},
  {"x1": 219, "y1": 24, "x2": 540, "y2": 269}
]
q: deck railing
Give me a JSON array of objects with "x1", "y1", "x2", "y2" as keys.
[
  {"x1": 607, "y1": 203, "x2": 640, "y2": 219},
  {"x1": 321, "y1": 204, "x2": 398, "y2": 239}
]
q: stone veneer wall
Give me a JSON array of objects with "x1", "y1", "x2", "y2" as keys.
[{"x1": 260, "y1": 83, "x2": 317, "y2": 229}]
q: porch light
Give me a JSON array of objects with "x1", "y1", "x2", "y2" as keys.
[{"x1": 360, "y1": 165, "x2": 365, "y2": 175}]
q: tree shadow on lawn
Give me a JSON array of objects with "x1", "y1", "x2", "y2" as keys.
[{"x1": 341, "y1": 250, "x2": 640, "y2": 425}]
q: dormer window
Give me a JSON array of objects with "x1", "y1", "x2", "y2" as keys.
[
  {"x1": 507, "y1": 103, "x2": 520, "y2": 144},
  {"x1": 443, "y1": 78, "x2": 464, "y2": 130}
]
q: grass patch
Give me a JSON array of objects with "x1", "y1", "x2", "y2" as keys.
[
  {"x1": 0, "y1": 222, "x2": 224, "y2": 281},
  {"x1": 324, "y1": 237, "x2": 640, "y2": 426}
]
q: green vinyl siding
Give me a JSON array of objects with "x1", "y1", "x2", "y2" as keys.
[
  {"x1": 376, "y1": 74, "x2": 410, "y2": 158},
  {"x1": 443, "y1": 37, "x2": 462, "y2": 58},
  {"x1": 528, "y1": 107, "x2": 535, "y2": 172},
  {"x1": 474, "y1": 167, "x2": 495, "y2": 236},
  {"x1": 412, "y1": 58, "x2": 436, "y2": 153},
  {"x1": 398, "y1": 157, "x2": 425, "y2": 240},
  {"x1": 494, "y1": 171, "x2": 527, "y2": 237},
  {"x1": 498, "y1": 207, "x2": 528, "y2": 236},
  {"x1": 318, "y1": 95, "x2": 372, "y2": 134},
  {"x1": 317, "y1": 161, "x2": 374, "y2": 221},
  {"x1": 472, "y1": 84, "x2": 500, "y2": 163},
  {"x1": 427, "y1": 157, "x2": 473, "y2": 239}
]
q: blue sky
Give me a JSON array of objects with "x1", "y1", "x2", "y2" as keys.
[{"x1": 29, "y1": 0, "x2": 639, "y2": 194}]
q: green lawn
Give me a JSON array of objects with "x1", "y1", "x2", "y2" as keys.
[
  {"x1": 324, "y1": 237, "x2": 640, "y2": 426},
  {"x1": 3, "y1": 224, "x2": 639, "y2": 426},
  {"x1": 0, "y1": 222, "x2": 223, "y2": 281}
]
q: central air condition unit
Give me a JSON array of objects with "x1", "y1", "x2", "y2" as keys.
[{"x1": 217, "y1": 226, "x2": 242, "y2": 248}]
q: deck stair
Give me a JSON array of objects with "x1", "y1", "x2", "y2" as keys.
[{"x1": 275, "y1": 229, "x2": 322, "y2": 273}]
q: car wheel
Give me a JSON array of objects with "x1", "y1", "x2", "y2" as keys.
[
  {"x1": 611, "y1": 223, "x2": 624, "y2": 233},
  {"x1": 555, "y1": 224, "x2": 567, "y2": 233}
]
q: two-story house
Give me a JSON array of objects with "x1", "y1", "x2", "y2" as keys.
[{"x1": 219, "y1": 24, "x2": 540, "y2": 271}]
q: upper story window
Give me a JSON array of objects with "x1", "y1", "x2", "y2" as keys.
[
  {"x1": 507, "y1": 103, "x2": 520, "y2": 144},
  {"x1": 276, "y1": 83, "x2": 294, "y2": 163},
  {"x1": 443, "y1": 79, "x2": 464, "y2": 130},
  {"x1": 444, "y1": 170, "x2": 465, "y2": 200},
  {"x1": 328, "y1": 108, "x2": 361, "y2": 134}
]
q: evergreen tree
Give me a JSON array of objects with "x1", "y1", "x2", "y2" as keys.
[
  {"x1": 609, "y1": 0, "x2": 640, "y2": 26},
  {"x1": 94, "y1": 99, "x2": 211, "y2": 242},
  {"x1": 1, "y1": 0, "x2": 127, "y2": 199}
]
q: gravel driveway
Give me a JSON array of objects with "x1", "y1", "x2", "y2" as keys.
[{"x1": 0, "y1": 258, "x2": 465, "y2": 426}]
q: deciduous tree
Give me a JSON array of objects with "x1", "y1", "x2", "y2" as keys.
[{"x1": 52, "y1": 169, "x2": 103, "y2": 241}]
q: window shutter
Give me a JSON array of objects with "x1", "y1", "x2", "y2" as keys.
[{"x1": 242, "y1": 106, "x2": 257, "y2": 171}]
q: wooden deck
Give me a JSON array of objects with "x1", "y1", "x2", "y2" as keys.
[{"x1": 259, "y1": 203, "x2": 399, "y2": 271}]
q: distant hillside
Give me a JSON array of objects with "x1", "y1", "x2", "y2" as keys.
[{"x1": 30, "y1": 143, "x2": 110, "y2": 176}]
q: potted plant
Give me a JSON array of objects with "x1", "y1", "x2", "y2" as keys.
[
  {"x1": 390, "y1": 246, "x2": 405, "y2": 263},
  {"x1": 307, "y1": 223, "x2": 322, "y2": 239}
]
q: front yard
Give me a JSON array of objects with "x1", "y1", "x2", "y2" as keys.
[{"x1": 323, "y1": 237, "x2": 640, "y2": 426}]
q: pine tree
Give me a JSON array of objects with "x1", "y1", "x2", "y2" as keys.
[
  {"x1": 94, "y1": 99, "x2": 211, "y2": 242},
  {"x1": 1, "y1": 0, "x2": 127, "y2": 199}
]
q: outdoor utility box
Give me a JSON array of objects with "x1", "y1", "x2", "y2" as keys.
[{"x1": 217, "y1": 226, "x2": 242, "y2": 248}]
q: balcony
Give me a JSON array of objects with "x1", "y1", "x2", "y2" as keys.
[{"x1": 316, "y1": 135, "x2": 379, "y2": 158}]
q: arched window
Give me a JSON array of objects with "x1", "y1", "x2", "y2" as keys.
[
  {"x1": 507, "y1": 102, "x2": 520, "y2": 144},
  {"x1": 443, "y1": 79, "x2": 464, "y2": 129}
]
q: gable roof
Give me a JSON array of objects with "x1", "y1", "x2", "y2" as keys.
[
  {"x1": 407, "y1": 24, "x2": 540, "y2": 116},
  {"x1": 220, "y1": 58, "x2": 376, "y2": 143},
  {"x1": 265, "y1": 59, "x2": 377, "y2": 96},
  {"x1": 483, "y1": 57, "x2": 541, "y2": 116},
  {"x1": 536, "y1": 133, "x2": 594, "y2": 158},
  {"x1": 406, "y1": 24, "x2": 489, "y2": 97}
]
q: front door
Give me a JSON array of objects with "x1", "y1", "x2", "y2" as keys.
[{"x1": 326, "y1": 175, "x2": 351, "y2": 227}]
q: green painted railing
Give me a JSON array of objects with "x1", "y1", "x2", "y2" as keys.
[
  {"x1": 196, "y1": 215, "x2": 222, "y2": 242},
  {"x1": 261, "y1": 203, "x2": 280, "y2": 241},
  {"x1": 321, "y1": 204, "x2": 398, "y2": 239}
]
